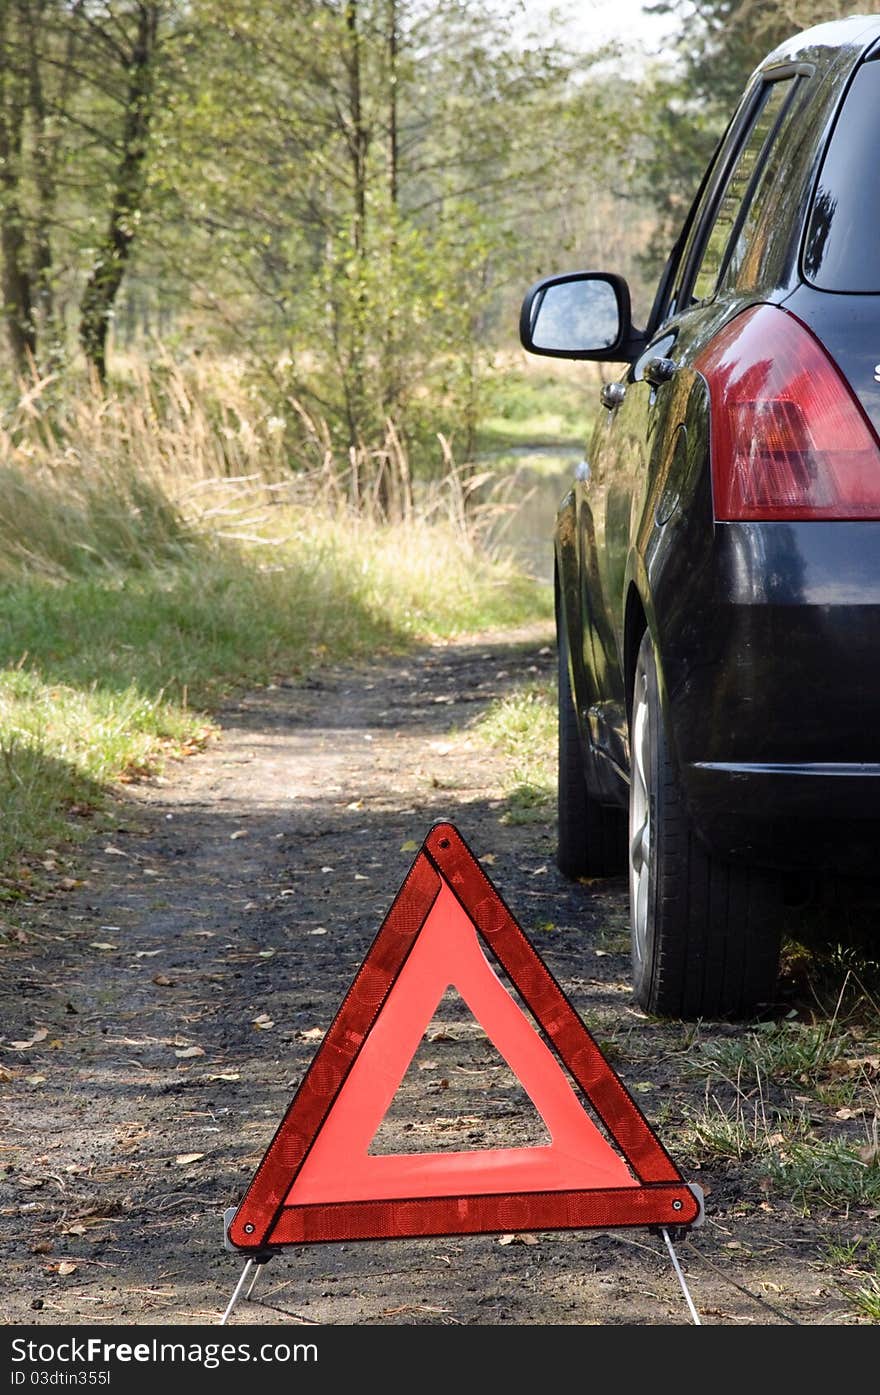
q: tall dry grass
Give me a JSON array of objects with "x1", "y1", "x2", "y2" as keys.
[
  {"x1": 0, "y1": 357, "x2": 548, "y2": 875},
  {"x1": 0, "y1": 356, "x2": 518, "y2": 576}
]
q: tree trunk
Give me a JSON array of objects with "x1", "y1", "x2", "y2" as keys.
[
  {"x1": 18, "y1": 0, "x2": 58, "y2": 359},
  {"x1": 79, "y1": 3, "x2": 160, "y2": 381},
  {"x1": 344, "y1": 0, "x2": 369, "y2": 464},
  {"x1": 380, "y1": 0, "x2": 405, "y2": 482},
  {"x1": 345, "y1": 1, "x2": 367, "y2": 260},
  {"x1": 387, "y1": 0, "x2": 398, "y2": 211},
  {"x1": 0, "y1": 2, "x2": 35, "y2": 374}
]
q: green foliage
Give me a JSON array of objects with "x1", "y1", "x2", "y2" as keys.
[
  {"x1": 479, "y1": 365, "x2": 592, "y2": 450},
  {"x1": 0, "y1": 0, "x2": 675, "y2": 458},
  {"x1": 680, "y1": 1095, "x2": 812, "y2": 1165},
  {"x1": 635, "y1": 0, "x2": 805, "y2": 273},
  {"x1": 0, "y1": 2, "x2": 179, "y2": 375},
  {"x1": 140, "y1": 0, "x2": 597, "y2": 466}
]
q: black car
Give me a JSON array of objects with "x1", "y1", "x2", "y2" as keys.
[{"x1": 520, "y1": 16, "x2": 880, "y2": 1020}]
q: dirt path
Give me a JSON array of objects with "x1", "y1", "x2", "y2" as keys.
[{"x1": 0, "y1": 624, "x2": 860, "y2": 1326}]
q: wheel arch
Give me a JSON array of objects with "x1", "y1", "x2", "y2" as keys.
[
  {"x1": 623, "y1": 583, "x2": 649, "y2": 727},
  {"x1": 554, "y1": 499, "x2": 585, "y2": 716},
  {"x1": 622, "y1": 570, "x2": 691, "y2": 807}
]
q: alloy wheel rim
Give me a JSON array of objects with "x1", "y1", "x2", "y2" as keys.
[{"x1": 629, "y1": 665, "x2": 651, "y2": 973}]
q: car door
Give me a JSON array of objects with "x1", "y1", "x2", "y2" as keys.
[{"x1": 579, "y1": 70, "x2": 805, "y2": 783}]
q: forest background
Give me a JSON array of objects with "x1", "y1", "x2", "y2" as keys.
[{"x1": 0, "y1": 0, "x2": 877, "y2": 872}]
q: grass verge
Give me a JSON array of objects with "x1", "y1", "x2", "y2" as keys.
[
  {"x1": 685, "y1": 1007, "x2": 880, "y2": 1230},
  {"x1": 0, "y1": 364, "x2": 550, "y2": 880},
  {"x1": 469, "y1": 677, "x2": 556, "y2": 824}
]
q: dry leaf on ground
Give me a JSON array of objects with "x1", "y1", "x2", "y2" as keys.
[
  {"x1": 8, "y1": 1029, "x2": 48, "y2": 1050},
  {"x1": 828, "y1": 1056, "x2": 880, "y2": 1078}
]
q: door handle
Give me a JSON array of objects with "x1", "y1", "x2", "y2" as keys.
[
  {"x1": 644, "y1": 356, "x2": 677, "y2": 387},
  {"x1": 600, "y1": 380, "x2": 626, "y2": 409}
]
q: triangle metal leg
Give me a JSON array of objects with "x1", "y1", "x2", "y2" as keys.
[
  {"x1": 219, "y1": 1259, "x2": 255, "y2": 1327},
  {"x1": 661, "y1": 1227, "x2": 702, "y2": 1325},
  {"x1": 244, "y1": 1261, "x2": 264, "y2": 1301}
]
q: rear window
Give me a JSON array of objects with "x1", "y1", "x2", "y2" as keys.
[{"x1": 804, "y1": 60, "x2": 880, "y2": 292}]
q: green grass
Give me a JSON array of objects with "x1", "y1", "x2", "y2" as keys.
[
  {"x1": 766, "y1": 1137, "x2": 880, "y2": 1211},
  {"x1": 781, "y1": 925, "x2": 880, "y2": 1022},
  {"x1": 681, "y1": 1012, "x2": 880, "y2": 1216},
  {"x1": 678, "y1": 1092, "x2": 880, "y2": 1215},
  {"x1": 470, "y1": 678, "x2": 556, "y2": 824},
  {"x1": 679, "y1": 1092, "x2": 813, "y2": 1167},
  {"x1": 852, "y1": 1273, "x2": 880, "y2": 1322},
  {"x1": 678, "y1": 1094, "x2": 880, "y2": 1217},
  {"x1": 825, "y1": 1238, "x2": 880, "y2": 1322},
  {"x1": 0, "y1": 531, "x2": 544, "y2": 875},
  {"x1": 690, "y1": 1021, "x2": 847, "y2": 1088}
]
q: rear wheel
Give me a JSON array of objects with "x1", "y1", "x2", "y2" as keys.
[
  {"x1": 557, "y1": 608, "x2": 626, "y2": 878},
  {"x1": 629, "y1": 629, "x2": 781, "y2": 1019}
]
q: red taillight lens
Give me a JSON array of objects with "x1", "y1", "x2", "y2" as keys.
[{"x1": 695, "y1": 304, "x2": 880, "y2": 520}]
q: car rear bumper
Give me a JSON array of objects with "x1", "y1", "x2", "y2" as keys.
[
  {"x1": 683, "y1": 761, "x2": 880, "y2": 872},
  {"x1": 662, "y1": 520, "x2": 880, "y2": 872}
]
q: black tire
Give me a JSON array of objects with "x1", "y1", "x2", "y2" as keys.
[
  {"x1": 628, "y1": 629, "x2": 781, "y2": 1019},
  {"x1": 557, "y1": 607, "x2": 627, "y2": 878}
]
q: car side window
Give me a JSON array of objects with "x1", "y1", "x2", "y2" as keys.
[
  {"x1": 723, "y1": 79, "x2": 805, "y2": 293},
  {"x1": 657, "y1": 85, "x2": 765, "y2": 326},
  {"x1": 684, "y1": 77, "x2": 797, "y2": 306},
  {"x1": 656, "y1": 135, "x2": 731, "y2": 326}
]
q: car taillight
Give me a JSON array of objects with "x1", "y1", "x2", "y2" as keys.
[{"x1": 695, "y1": 304, "x2": 880, "y2": 520}]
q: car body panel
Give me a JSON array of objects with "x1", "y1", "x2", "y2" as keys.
[{"x1": 552, "y1": 16, "x2": 880, "y2": 875}]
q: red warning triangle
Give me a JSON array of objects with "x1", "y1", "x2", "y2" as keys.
[{"x1": 227, "y1": 823, "x2": 698, "y2": 1249}]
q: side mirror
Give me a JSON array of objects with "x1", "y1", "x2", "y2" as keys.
[{"x1": 519, "y1": 271, "x2": 644, "y2": 362}]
